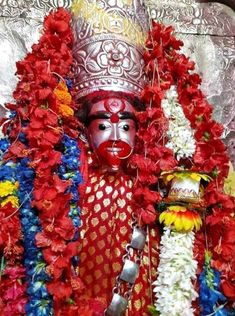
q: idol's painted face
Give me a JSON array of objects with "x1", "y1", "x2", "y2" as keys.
[{"x1": 87, "y1": 98, "x2": 136, "y2": 171}]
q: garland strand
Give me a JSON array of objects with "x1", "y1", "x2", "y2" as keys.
[
  {"x1": 161, "y1": 85, "x2": 196, "y2": 160},
  {"x1": 153, "y1": 228, "x2": 198, "y2": 316},
  {"x1": 58, "y1": 134, "x2": 83, "y2": 262},
  {"x1": 16, "y1": 157, "x2": 53, "y2": 315},
  {"x1": 1, "y1": 8, "x2": 83, "y2": 314},
  {"x1": 136, "y1": 22, "x2": 235, "y2": 314},
  {"x1": 0, "y1": 127, "x2": 27, "y2": 314},
  {"x1": 199, "y1": 251, "x2": 229, "y2": 316}
]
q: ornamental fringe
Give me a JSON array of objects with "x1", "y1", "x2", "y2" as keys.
[{"x1": 153, "y1": 227, "x2": 198, "y2": 316}]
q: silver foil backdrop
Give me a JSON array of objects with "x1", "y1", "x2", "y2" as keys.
[{"x1": 0, "y1": 0, "x2": 234, "y2": 166}]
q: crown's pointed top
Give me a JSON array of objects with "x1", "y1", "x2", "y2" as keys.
[{"x1": 71, "y1": 0, "x2": 150, "y2": 100}]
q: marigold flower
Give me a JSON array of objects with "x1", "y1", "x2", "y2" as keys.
[
  {"x1": 159, "y1": 205, "x2": 202, "y2": 232},
  {"x1": 1, "y1": 195, "x2": 19, "y2": 208},
  {"x1": 54, "y1": 81, "x2": 72, "y2": 105},
  {"x1": 54, "y1": 81, "x2": 74, "y2": 117},
  {"x1": 59, "y1": 103, "x2": 74, "y2": 117},
  {"x1": 0, "y1": 181, "x2": 19, "y2": 197}
]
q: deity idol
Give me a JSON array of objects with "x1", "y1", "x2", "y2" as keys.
[
  {"x1": 70, "y1": 1, "x2": 159, "y2": 314},
  {"x1": 76, "y1": 95, "x2": 159, "y2": 315}
]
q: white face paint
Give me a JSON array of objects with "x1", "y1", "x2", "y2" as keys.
[{"x1": 87, "y1": 98, "x2": 136, "y2": 171}]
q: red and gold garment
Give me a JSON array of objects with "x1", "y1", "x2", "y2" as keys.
[{"x1": 78, "y1": 169, "x2": 159, "y2": 315}]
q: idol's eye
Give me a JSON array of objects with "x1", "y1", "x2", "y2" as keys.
[
  {"x1": 123, "y1": 124, "x2": 129, "y2": 131},
  {"x1": 98, "y1": 124, "x2": 106, "y2": 131}
]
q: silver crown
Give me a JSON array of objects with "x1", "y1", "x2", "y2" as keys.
[{"x1": 71, "y1": 0, "x2": 149, "y2": 99}]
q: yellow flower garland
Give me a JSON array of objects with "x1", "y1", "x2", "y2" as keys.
[{"x1": 159, "y1": 205, "x2": 202, "y2": 232}]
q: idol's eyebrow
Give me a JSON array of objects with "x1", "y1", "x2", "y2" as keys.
[
  {"x1": 86, "y1": 111, "x2": 111, "y2": 125},
  {"x1": 119, "y1": 111, "x2": 136, "y2": 121},
  {"x1": 86, "y1": 111, "x2": 137, "y2": 125}
]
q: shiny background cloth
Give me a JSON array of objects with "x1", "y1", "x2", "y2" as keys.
[{"x1": 0, "y1": 0, "x2": 234, "y2": 166}]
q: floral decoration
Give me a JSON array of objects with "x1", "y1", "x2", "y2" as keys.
[
  {"x1": 54, "y1": 81, "x2": 74, "y2": 118},
  {"x1": 97, "y1": 40, "x2": 132, "y2": 75},
  {"x1": 0, "y1": 7, "x2": 84, "y2": 315},
  {"x1": 0, "y1": 130, "x2": 28, "y2": 315},
  {"x1": 0, "y1": 7, "x2": 234, "y2": 316},
  {"x1": 161, "y1": 85, "x2": 196, "y2": 160},
  {"x1": 199, "y1": 251, "x2": 230, "y2": 316},
  {"x1": 159, "y1": 205, "x2": 202, "y2": 232},
  {"x1": 16, "y1": 157, "x2": 52, "y2": 316},
  {"x1": 130, "y1": 22, "x2": 235, "y2": 314},
  {"x1": 152, "y1": 227, "x2": 198, "y2": 316}
]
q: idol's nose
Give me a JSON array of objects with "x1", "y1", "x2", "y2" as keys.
[{"x1": 110, "y1": 124, "x2": 120, "y2": 142}]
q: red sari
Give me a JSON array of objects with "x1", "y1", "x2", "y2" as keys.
[{"x1": 78, "y1": 168, "x2": 160, "y2": 315}]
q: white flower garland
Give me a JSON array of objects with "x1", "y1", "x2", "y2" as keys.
[
  {"x1": 161, "y1": 86, "x2": 196, "y2": 160},
  {"x1": 153, "y1": 227, "x2": 198, "y2": 316}
]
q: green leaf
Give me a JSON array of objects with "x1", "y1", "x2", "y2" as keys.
[
  {"x1": 157, "y1": 201, "x2": 167, "y2": 212},
  {"x1": 205, "y1": 250, "x2": 212, "y2": 265},
  {"x1": 148, "y1": 305, "x2": 160, "y2": 315},
  {"x1": 67, "y1": 298, "x2": 75, "y2": 305},
  {"x1": 0, "y1": 256, "x2": 6, "y2": 276}
]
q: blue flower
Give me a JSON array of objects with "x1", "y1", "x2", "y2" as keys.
[
  {"x1": 199, "y1": 252, "x2": 230, "y2": 316},
  {"x1": 19, "y1": 132, "x2": 28, "y2": 143},
  {"x1": 25, "y1": 298, "x2": 53, "y2": 316},
  {"x1": 0, "y1": 138, "x2": 10, "y2": 159},
  {"x1": 65, "y1": 78, "x2": 73, "y2": 89},
  {"x1": 8, "y1": 111, "x2": 16, "y2": 118},
  {"x1": 0, "y1": 164, "x2": 16, "y2": 181},
  {"x1": 59, "y1": 134, "x2": 83, "y2": 250},
  {"x1": 16, "y1": 152, "x2": 53, "y2": 315}
]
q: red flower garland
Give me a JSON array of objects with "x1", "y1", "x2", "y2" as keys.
[
  {"x1": 0, "y1": 201, "x2": 27, "y2": 314},
  {"x1": 131, "y1": 21, "x2": 235, "y2": 308},
  {"x1": 4, "y1": 8, "x2": 85, "y2": 314}
]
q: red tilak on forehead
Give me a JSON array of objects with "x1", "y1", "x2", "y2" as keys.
[
  {"x1": 104, "y1": 98, "x2": 125, "y2": 114},
  {"x1": 110, "y1": 113, "x2": 120, "y2": 123}
]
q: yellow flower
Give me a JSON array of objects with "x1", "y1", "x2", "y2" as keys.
[
  {"x1": 54, "y1": 81, "x2": 74, "y2": 118},
  {"x1": 54, "y1": 81, "x2": 72, "y2": 105},
  {"x1": 224, "y1": 162, "x2": 235, "y2": 197},
  {"x1": 162, "y1": 171, "x2": 211, "y2": 184},
  {"x1": 159, "y1": 206, "x2": 202, "y2": 232},
  {"x1": 0, "y1": 181, "x2": 19, "y2": 197},
  {"x1": 59, "y1": 103, "x2": 74, "y2": 118},
  {"x1": 1, "y1": 195, "x2": 19, "y2": 208}
]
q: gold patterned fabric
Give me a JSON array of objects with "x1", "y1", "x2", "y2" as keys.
[{"x1": 78, "y1": 169, "x2": 160, "y2": 315}]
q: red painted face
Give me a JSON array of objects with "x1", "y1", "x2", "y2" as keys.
[{"x1": 87, "y1": 98, "x2": 136, "y2": 171}]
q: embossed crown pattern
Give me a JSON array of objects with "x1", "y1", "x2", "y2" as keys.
[{"x1": 71, "y1": 0, "x2": 149, "y2": 99}]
